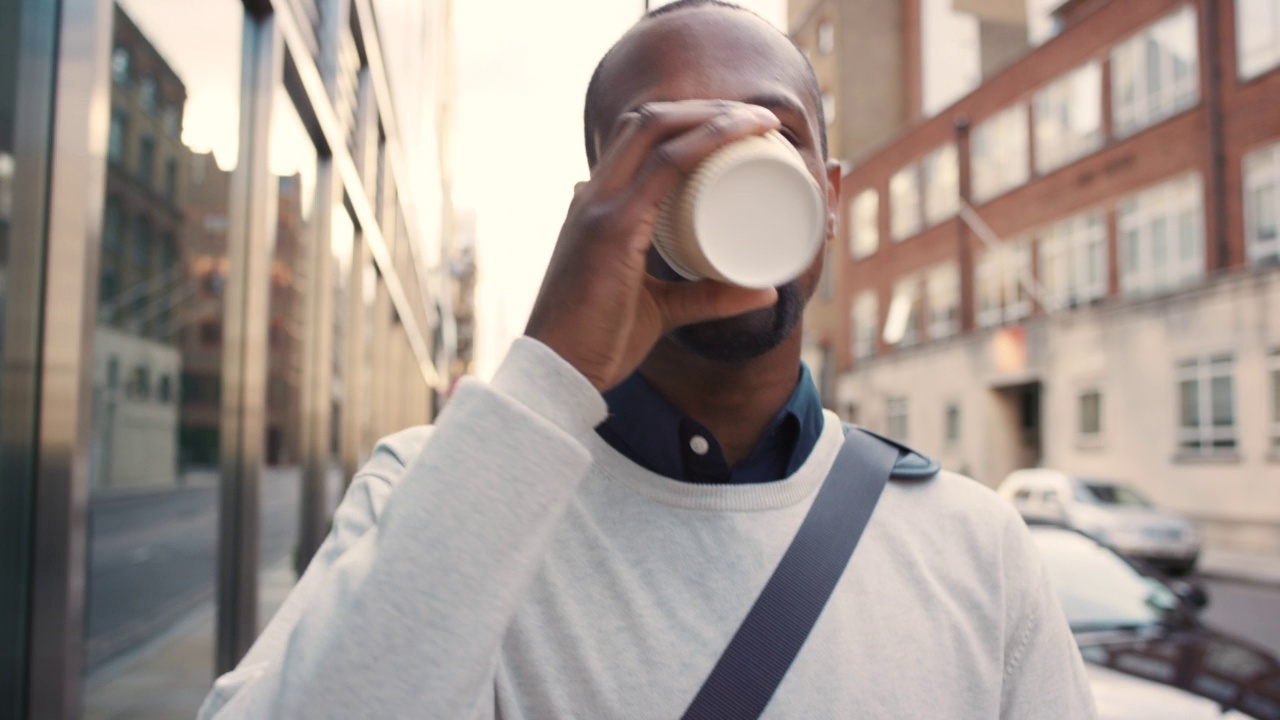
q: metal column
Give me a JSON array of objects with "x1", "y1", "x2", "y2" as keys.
[
  {"x1": 24, "y1": 0, "x2": 112, "y2": 715},
  {"x1": 215, "y1": 9, "x2": 282, "y2": 674}
]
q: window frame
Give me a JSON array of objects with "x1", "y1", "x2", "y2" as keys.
[
  {"x1": 922, "y1": 143, "x2": 959, "y2": 226},
  {"x1": 849, "y1": 188, "x2": 880, "y2": 259},
  {"x1": 1235, "y1": 0, "x2": 1280, "y2": 80},
  {"x1": 1038, "y1": 210, "x2": 1108, "y2": 310},
  {"x1": 1078, "y1": 389, "x2": 1103, "y2": 438},
  {"x1": 889, "y1": 163, "x2": 922, "y2": 241},
  {"x1": 886, "y1": 275, "x2": 922, "y2": 348},
  {"x1": 1032, "y1": 61, "x2": 1103, "y2": 175},
  {"x1": 1176, "y1": 354, "x2": 1237, "y2": 456},
  {"x1": 852, "y1": 290, "x2": 878, "y2": 360},
  {"x1": 971, "y1": 103, "x2": 1030, "y2": 203},
  {"x1": 976, "y1": 239, "x2": 1032, "y2": 328},
  {"x1": 926, "y1": 262, "x2": 960, "y2": 339},
  {"x1": 1116, "y1": 173, "x2": 1205, "y2": 297},
  {"x1": 1110, "y1": 5, "x2": 1200, "y2": 138},
  {"x1": 111, "y1": 44, "x2": 131, "y2": 86},
  {"x1": 817, "y1": 20, "x2": 835, "y2": 55},
  {"x1": 945, "y1": 402, "x2": 962, "y2": 446},
  {"x1": 1244, "y1": 141, "x2": 1280, "y2": 265}
]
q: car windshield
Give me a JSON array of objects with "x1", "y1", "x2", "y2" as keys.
[
  {"x1": 1029, "y1": 526, "x2": 1185, "y2": 632},
  {"x1": 1075, "y1": 480, "x2": 1153, "y2": 508}
]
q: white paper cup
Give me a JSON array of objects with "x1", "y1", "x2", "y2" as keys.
[{"x1": 653, "y1": 130, "x2": 825, "y2": 289}]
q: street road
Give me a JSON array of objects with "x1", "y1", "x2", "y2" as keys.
[
  {"x1": 1197, "y1": 576, "x2": 1280, "y2": 657},
  {"x1": 84, "y1": 468, "x2": 302, "y2": 670}
]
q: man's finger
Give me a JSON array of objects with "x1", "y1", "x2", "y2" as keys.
[
  {"x1": 647, "y1": 277, "x2": 778, "y2": 330},
  {"x1": 593, "y1": 101, "x2": 765, "y2": 194},
  {"x1": 627, "y1": 106, "x2": 779, "y2": 214}
]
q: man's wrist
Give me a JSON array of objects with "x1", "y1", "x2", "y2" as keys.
[{"x1": 491, "y1": 337, "x2": 609, "y2": 439}]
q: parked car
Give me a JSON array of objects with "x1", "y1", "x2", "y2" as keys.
[
  {"x1": 998, "y1": 469, "x2": 1201, "y2": 574},
  {"x1": 1029, "y1": 522, "x2": 1280, "y2": 719}
]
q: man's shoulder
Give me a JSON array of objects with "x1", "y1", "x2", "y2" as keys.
[
  {"x1": 360, "y1": 425, "x2": 437, "y2": 483},
  {"x1": 876, "y1": 467, "x2": 1025, "y2": 545}
]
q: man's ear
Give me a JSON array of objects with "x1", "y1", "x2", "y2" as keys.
[{"x1": 824, "y1": 160, "x2": 842, "y2": 243}]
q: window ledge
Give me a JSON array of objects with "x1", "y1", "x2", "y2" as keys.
[{"x1": 1173, "y1": 451, "x2": 1241, "y2": 465}]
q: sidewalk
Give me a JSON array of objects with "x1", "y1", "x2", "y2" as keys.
[
  {"x1": 82, "y1": 559, "x2": 297, "y2": 720},
  {"x1": 1198, "y1": 548, "x2": 1280, "y2": 587}
]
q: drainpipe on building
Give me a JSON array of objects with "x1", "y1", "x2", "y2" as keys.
[
  {"x1": 1203, "y1": 0, "x2": 1229, "y2": 272},
  {"x1": 954, "y1": 114, "x2": 975, "y2": 331}
]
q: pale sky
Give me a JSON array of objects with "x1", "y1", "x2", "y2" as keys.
[{"x1": 455, "y1": 0, "x2": 787, "y2": 380}]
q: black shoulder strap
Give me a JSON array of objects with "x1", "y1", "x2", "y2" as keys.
[{"x1": 680, "y1": 427, "x2": 900, "y2": 720}]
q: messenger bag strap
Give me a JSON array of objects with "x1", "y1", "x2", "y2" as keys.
[{"x1": 680, "y1": 426, "x2": 900, "y2": 720}]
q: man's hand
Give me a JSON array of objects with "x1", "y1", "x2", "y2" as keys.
[{"x1": 525, "y1": 101, "x2": 781, "y2": 392}]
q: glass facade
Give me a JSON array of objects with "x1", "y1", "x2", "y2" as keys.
[
  {"x1": 3, "y1": 0, "x2": 448, "y2": 717},
  {"x1": 1, "y1": 0, "x2": 59, "y2": 714}
]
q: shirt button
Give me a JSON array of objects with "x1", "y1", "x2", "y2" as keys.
[{"x1": 689, "y1": 435, "x2": 710, "y2": 455}]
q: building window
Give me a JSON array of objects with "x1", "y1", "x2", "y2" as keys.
[
  {"x1": 945, "y1": 402, "x2": 961, "y2": 445},
  {"x1": 1117, "y1": 173, "x2": 1204, "y2": 296},
  {"x1": 818, "y1": 20, "x2": 835, "y2": 54},
  {"x1": 103, "y1": 195, "x2": 123, "y2": 254},
  {"x1": 139, "y1": 76, "x2": 158, "y2": 114},
  {"x1": 132, "y1": 214, "x2": 152, "y2": 271},
  {"x1": 160, "y1": 232, "x2": 177, "y2": 272},
  {"x1": 158, "y1": 374, "x2": 173, "y2": 403},
  {"x1": 884, "y1": 276, "x2": 921, "y2": 348},
  {"x1": 200, "y1": 320, "x2": 222, "y2": 347},
  {"x1": 129, "y1": 365, "x2": 152, "y2": 400},
  {"x1": 111, "y1": 44, "x2": 130, "y2": 85},
  {"x1": 163, "y1": 103, "x2": 181, "y2": 137},
  {"x1": 976, "y1": 240, "x2": 1032, "y2": 328},
  {"x1": 1079, "y1": 390, "x2": 1103, "y2": 437},
  {"x1": 926, "y1": 262, "x2": 960, "y2": 339},
  {"x1": 1038, "y1": 211, "x2": 1107, "y2": 310},
  {"x1": 165, "y1": 157, "x2": 178, "y2": 201},
  {"x1": 1236, "y1": 0, "x2": 1280, "y2": 80},
  {"x1": 852, "y1": 290, "x2": 878, "y2": 360},
  {"x1": 1111, "y1": 5, "x2": 1199, "y2": 138},
  {"x1": 890, "y1": 164, "x2": 921, "y2": 240},
  {"x1": 99, "y1": 264, "x2": 120, "y2": 306},
  {"x1": 1244, "y1": 140, "x2": 1280, "y2": 264},
  {"x1": 849, "y1": 188, "x2": 879, "y2": 259},
  {"x1": 1033, "y1": 61, "x2": 1103, "y2": 174},
  {"x1": 921, "y1": 143, "x2": 959, "y2": 226},
  {"x1": 821, "y1": 92, "x2": 836, "y2": 127},
  {"x1": 1177, "y1": 355, "x2": 1236, "y2": 455},
  {"x1": 1269, "y1": 350, "x2": 1279, "y2": 451},
  {"x1": 886, "y1": 397, "x2": 909, "y2": 441},
  {"x1": 971, "y1": 104, "x2": 1029, "y2": 203},
  {"x1": 108, "y1": 108, "x2": 127, "y2": 164},
  {"x1": 138, "y1": 134, "x2": 155, "y2": 186}
]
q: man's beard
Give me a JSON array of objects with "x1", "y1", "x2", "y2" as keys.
[{"x1": 666, "y1": 281, "x2": 804, "y2": 363}]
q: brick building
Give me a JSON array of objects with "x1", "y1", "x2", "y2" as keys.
[
  {"x1": 179, "y1": 151, "x2": 308, "y2": 467},
  {"x1": 834, "y1": 0, "x2": 1280, "y2": 556},
  {"x1": 89, "y1": 3, "x2": 190, "y2": 489},
  {"x1": 789, "y1": 0, "x2": 1033, "y2": 405}
]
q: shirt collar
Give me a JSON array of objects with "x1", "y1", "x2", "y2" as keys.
[{"x1": 596, "y1": 364, "x2": 825, "y2": 485}]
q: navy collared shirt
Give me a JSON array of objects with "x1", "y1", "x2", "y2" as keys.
[{"x1": 596, "y1": 365, "x2": 826, "y2": 485}]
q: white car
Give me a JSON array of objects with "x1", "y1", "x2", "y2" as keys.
[{"x1": 997, "y1": 468, "x2": 1201, "y2": 575}]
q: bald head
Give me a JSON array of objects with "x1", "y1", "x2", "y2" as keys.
[{"x1": 582, "y1": 1, "x2": 827, "y2": 168}]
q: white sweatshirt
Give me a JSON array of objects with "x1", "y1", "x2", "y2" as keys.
[{"x1": 198, "y1": 338, "x2": 1096, "y2": 719}]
